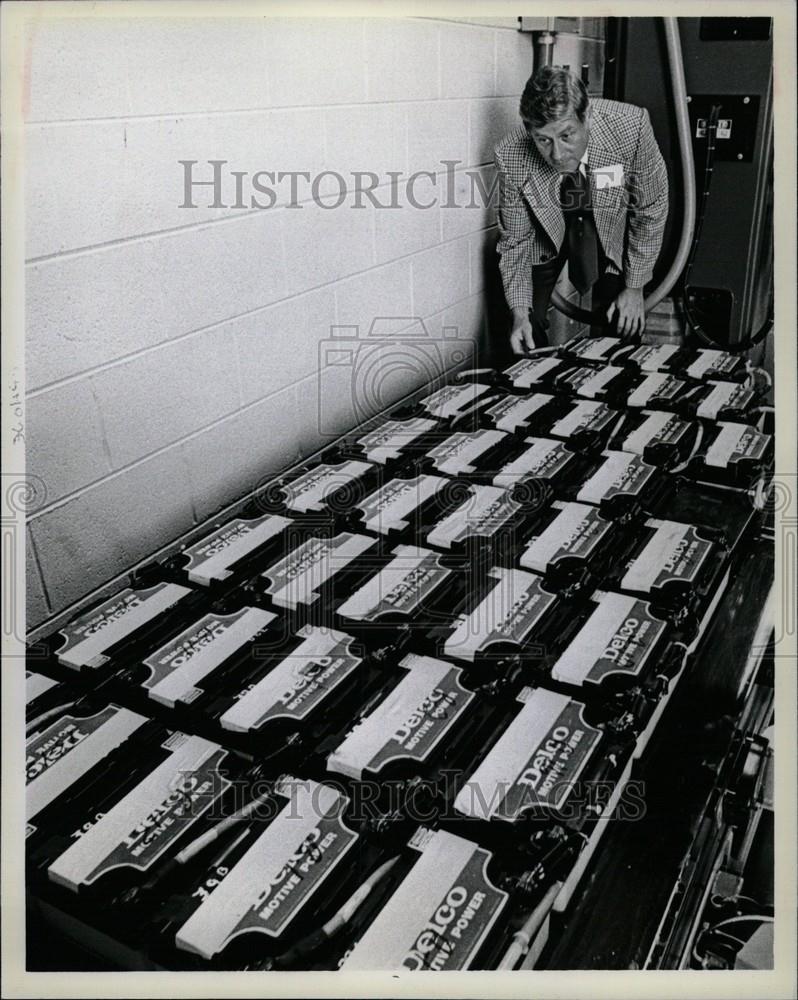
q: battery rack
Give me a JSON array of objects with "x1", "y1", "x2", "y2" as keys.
[{"x1": 25, "y1": 335, "x2": 775, "y2": 972}]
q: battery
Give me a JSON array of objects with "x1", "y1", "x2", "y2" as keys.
[
  {"x1": 608, "y1": 516, "x2": 729, "y2": 617},
  {"x1": 544, "y1": 399, "x2": 623, "y2": 453},
  {"x1": 166, "y1": 511, "x2": 295, "y2": 589},
  {"x1": 325, "y1": 654, "x2": 488, "y2": 785},
  {"x1": 25, "y1": 670, "x2": 78, "y2": 732},
  {"x1": 609, "y1": 409, "x2": 699, "y2": 469},
  {"x1": 553, "y1": 364, "x2": 641, "y2": 406},
  {"x1": 333, "y1": 544, "x2": 466, "y2": 646},
  {"x1": 423, "y1": 482, "x2": 542, "y2": 559},
  {"x1": 547, "y1": 589, "x2": 682, "y2": 697},
  {"x1": 159, "y1": 775, "x2": 438, "y2": 972},
  {"x1": 625, "y1": 372, "x2": 696, "y2": 411},
  {"x1": 491, "y1": 436, "x2": 591, "y2": 497},
  {"x1": 345, "y1": 472, "x2": 462, "y2": 542},
  {"x1": 262, "y1": 455, "x2": 380, "y2": 521},
  {"x1": 451, "y1": 686, "x2": 632, "y2": 837},
  {"x1": 681, "y1": 348, "x2": 749, "y2": 383},
  {"x1": 499, "y1": 355, "x2": 574, "y2": 392},
  {"x1": 680, "y1": 380, "x2": 760, "y2": 423},
  {"x1": 319, "y1": 655, "x2": 543, "y2": 836},
  {"x1": 336, "y1": 816, "x2": 584, "y2": 971},
  {"x1": 26, "y1": 701, "x2": 152, "y2": 844},
  {"x1": 417, "y1": 428, "x2": 517, "y2": 479},
  {"x1": 116, "y1": 603, "x2": 278, "y2": 712},
  {"x1": 201, "y1": 626, "x2": 394, "y2": 770},
  {"x1": 245, "y1": 529, "x2": 381, "y2": 622},
  {"x1": 557, "y1": 334, "x2": 626, "y2": 365},
  {"x1": 339, "y1": 828, "x2": 510, "y2": 971},
  {"x1": 615, "y1": 342, "x2": 690, "y2": 374},
  {"x1": 45, "y1": 581, "x2": 202, "y2": 677},
  {"x1": 158, "y1": 777, "x2": 380, "y2": 969},
  {"x1": 33, "y1": 732, "x2": 256, "y2": 909},
  {"x1": 684, "y1": 421, "x2": 773, "y2": 489},
  {"x1": 432, "y1": 565, "x2": 576, "y2": 671},
  {"x1": 576, "y1": 450, "x2": 672, "y2": 520},
  {"x1": 412, "y1": 381, "x2": 499, "y2": 425},
  {"x1": 479, "y1": 390, "x2": 565, "y2": 435},
  {"x1": 342, "y1": 415, "x2": 439, "y2": 468},
  {"x1": 517, "y1": 500, "x2": 634, "y2": 590}
]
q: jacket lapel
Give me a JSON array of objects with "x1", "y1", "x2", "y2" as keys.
[
  {"x1": 520, "y1": 150, "x2": 565, "y2": 249},
  {"x1": 586, "y1": 110, "x2": 625, "y2": 257}
]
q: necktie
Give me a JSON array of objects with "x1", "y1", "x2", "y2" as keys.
[{"x1": 559, "y1": 169, "x2": 600, "y2": 295}]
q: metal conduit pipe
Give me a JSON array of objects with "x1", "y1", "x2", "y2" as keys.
[
  {"x1": 535, "y1": 29, "x2": 556, "y2": 69},
  {"x1": 550, "y1": 16, "x2": 697, "y2": 325}
]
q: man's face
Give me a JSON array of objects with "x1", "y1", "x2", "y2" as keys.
[{"x1": 524, "y1": 110, "x2": 590, "y2": 173}]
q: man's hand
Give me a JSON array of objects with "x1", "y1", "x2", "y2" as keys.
[
  {"x1": 510, "y1": 306, "x2": 535, "y2": 354},
  {"x1": 607, "y1": 287, "x2": 645, "y2": 340}
]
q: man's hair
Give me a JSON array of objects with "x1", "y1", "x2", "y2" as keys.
[{"x1": 520, "y1": 66, "x2": 589, "y2": 129}]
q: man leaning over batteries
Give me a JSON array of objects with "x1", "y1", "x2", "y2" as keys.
[{"x1": 495, "y1": 66, "x2": 669, "y2": 353}]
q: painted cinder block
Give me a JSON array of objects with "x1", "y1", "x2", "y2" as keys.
[
  {"x1": 264, "y1": 18, "x2": 367, "y2": 107},
  {"x1": 26, "y1": 209, "x2": 287, "y2": 391},
  {"x1": 440, "y1": 164, "x2": 498, "y2": 242},
  {"x1": 26, "y1": 380, "x2": 112, "y2": 504},
  {"x1": 335, "y1": 259, "x2": 413, "y2": 338},
  {"x1": 419, "y1": 292, "x2": 486, "y2": 366},
  {"x1": 26, "y1": 532, "x2": 50, "y2": 630},
  {"x1": 181, "y1": 383, "x2": 305, "y2": 522},
  {"x1": 29, "y1": 448, "x2": 196, "y2": 611},
  {"x1": 282, "y1": 196, "x2": 375, "y2": 298},
  {"x1": 364, "y1": 19, "x2": 440, "y2": 102},
  {"x1": 469, "y1": 96, "x2": 521, "y2": 167},
  {"x1": 407, "y1": 100, "x2": 469, "y2": 178},
  {"x1": 235, "y1": 286, "x2": 337, "y2": 407},
  {"x1": 26, "y1": 108, "x2": 328, "y2": 259},
  {"x1": 294, "y1": 367, "x2": 358, "y2": 456},
  {"x1": 441, "y1": 293, "x2": 488, "y2": 359},
  {"x1": 495, "y1": 26, "x2": 534, "y2": 97},
  {"x1": 324, "y1": 103, "x2": 408, "y2": 186},
  {"x1": 411, "y1": 238, "x2": 470, "y2": 319},
  {"x1": 374, "y1": 181, "x2": 441, "y2": 266},
  {"x1": 24, "y1": 16, "x2": 270, "y2": 122},
  {"x1": 90, "y1": 328, "x2": 241, "y2": 470},
  {"x1": 312, "y1": 337, "x2": 432, "y2": 443},
  {"x1": 440, "y1": 23, "x2": 496, "y2": 99}
]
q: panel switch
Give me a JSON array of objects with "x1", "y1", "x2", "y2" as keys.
[{"x1": 717, "y1": 119, "x2": 732, "y2": 139}]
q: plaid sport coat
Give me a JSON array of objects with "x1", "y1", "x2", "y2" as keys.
[{"x1": 494, "y1": 98, "x2": 669, "y2": 312}]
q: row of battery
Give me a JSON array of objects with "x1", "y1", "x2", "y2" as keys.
[{"x1": 25, "y1": 336, "x2": 773, "y2": 971}]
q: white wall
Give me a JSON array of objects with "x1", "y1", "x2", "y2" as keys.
[{"x1": 24, "y1": 14, "x2": 535, "y2": 626}]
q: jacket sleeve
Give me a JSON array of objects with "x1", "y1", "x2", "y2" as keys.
[
  {"x1": 495, "y1": 146, "x2": 534, "y2": 312},
  {"x1": 623, "y1": 107, "x2": 669, "y2": 289}
]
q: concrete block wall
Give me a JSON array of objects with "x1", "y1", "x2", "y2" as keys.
[{"x1": 24, "y1": 14, "x2": 534, "y2": 627}]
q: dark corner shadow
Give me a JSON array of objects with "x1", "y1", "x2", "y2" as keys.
[{"x1": 477, "y1": 228, "x2": 513, "y2": 371}]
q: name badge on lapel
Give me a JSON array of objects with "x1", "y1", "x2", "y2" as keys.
[{"x1": 593, "y1": 163, "x2": 624, "y2": 189}]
